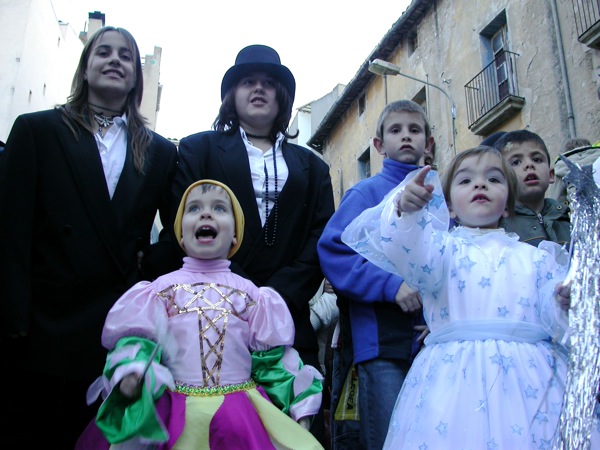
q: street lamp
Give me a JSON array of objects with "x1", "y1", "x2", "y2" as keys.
[{"x1": 368, "y1": 58, "x2": 457, "y2": 155}]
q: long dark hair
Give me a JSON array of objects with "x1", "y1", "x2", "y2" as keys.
[
  {"x1": 212, "y1": 78, "x2": 299, "y2": 142},
  {"x1": 60, "y1": 26, "x2": 152, "y2": 173}
]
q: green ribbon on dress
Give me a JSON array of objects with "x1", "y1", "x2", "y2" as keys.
[
  {"x1": 95, "y1": 336, "x2": 168, "y2": 444},
  {"x1": 251, "y1": 346, "x2": 323, "y2": 416}
]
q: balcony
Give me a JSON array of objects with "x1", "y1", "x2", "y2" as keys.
[
  {"x1": 464, "y1": 51, "x2": 524, "y2": 136},
  {"x1": 572, "y1": 0, "x2": 600, "y2": 49}
]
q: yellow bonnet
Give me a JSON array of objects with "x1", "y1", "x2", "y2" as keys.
[{"x1": 173, "y1": 179, "x2": 245, "y2": 258}]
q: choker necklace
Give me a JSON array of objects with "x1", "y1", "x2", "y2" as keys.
[
  {"x1": 263, "y1": 147, "x2": 279, "y2": 247},
  {"x1": 89, "y1": 102, "x2": 124, "y2": 114},
  {"x1": 92, "y1": 111, "x2": 120, "y2": 138},
  {"x1": 246, "y1": 132, "x2": 271, "y2": 140}
]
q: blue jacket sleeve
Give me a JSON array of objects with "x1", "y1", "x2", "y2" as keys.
[{"x1": 317, "y1": 187, "x2": 404, "y2": 304}]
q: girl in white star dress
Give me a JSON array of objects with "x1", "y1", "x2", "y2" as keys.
[{"x1": 342, "y1": 146, "x2": 585, "y2": 449}]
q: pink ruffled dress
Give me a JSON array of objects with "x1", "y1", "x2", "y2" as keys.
[{"x1": 77, "y1": 257, "x2": 323, "y2": 450}]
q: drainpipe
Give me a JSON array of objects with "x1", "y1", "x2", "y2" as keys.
[
  {"x1": 425, "y1": 74, "x2": 431, "y2": 120},
  {"x1": 550, "y1": 0, "x2": 576, "y2": 138}
]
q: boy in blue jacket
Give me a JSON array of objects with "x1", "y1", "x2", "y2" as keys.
[{"x1": 318, "y1": 100, "x2": 434, "y2": 450}]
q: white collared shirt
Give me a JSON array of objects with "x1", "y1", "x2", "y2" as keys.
[
  {"x1": 241, "y1": 128, "x2": 289, "y2": 225},
  {"x1": 94, "y1": 114, "x2": 127, "y2": 199}
]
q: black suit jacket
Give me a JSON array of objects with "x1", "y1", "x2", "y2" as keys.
[
  {"x1": 174, "y1": 130, "x2": 335, "y2": 355},
  {"x1": 0, "y1": 108, "x2": 178, "y2": 381}
]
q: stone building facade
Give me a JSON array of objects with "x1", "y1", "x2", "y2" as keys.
[{"x1": 308, "y1": 0, "x2": 600, "y2": 206}]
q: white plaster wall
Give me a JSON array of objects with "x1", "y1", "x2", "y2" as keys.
[
  {"x1": 290, "y1": 83, "x2": 346, "y2": 152},
  {"x1": 289, "y1": 106, "x2": 313, "y2": 148},
  {"x1": 0, "y1": 0, "x2": 83, "y2": 141},
  {"x1": 141, "y1": 46, "x2": 162, "y2": 132},
  {"x1": 0, "y1": 1, "x2": 164, "y2": 142}
]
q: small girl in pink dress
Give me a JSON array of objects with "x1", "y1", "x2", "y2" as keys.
[{"x1": 77, "y1": 179, "x2": 323, "y2": 449}]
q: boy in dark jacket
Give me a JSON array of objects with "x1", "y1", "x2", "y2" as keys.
[{"x1": 493, "y1": 129, "x2": 571, "y2": 247}]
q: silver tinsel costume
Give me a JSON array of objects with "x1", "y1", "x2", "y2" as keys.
[{"x1": 554, "y1": 155, "x2": 600, "y2": 449}]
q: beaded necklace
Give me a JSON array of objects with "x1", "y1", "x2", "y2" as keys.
[{"x1": 263, "y1": 147, "x2": 279, "y2": 246}]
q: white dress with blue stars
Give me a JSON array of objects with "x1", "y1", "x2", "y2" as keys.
[{"x1": 342, "y1": 169, "x2": 586, "y2": 450}]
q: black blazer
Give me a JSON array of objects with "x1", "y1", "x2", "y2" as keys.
[
  {"x1": 0, "y1": 108, "x2": 178, "y2": 380},
  {"x1": 175, "y1": 130, "x2": 335, "y2": 354}
]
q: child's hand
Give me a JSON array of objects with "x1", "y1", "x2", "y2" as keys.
[
  {"x1": 395, "y1": 282, "x2": 422, "y2": 313},
  {"x1": 555, "y1": 281, "x2": 571, "y2": 311},
  {"x1": 414, "y1": 324, "x2": 430, "y2": 345},
  {"x1": 119, "y1": 373, "x2": 142, "y2": 399},
  {"x1": 396, "y1": 166, "x2": 434, "y2": 214}
]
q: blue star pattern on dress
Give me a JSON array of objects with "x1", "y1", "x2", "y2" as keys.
[
  {"x1": 478, "y1": 276, "x2": 491, "y2": 288},
  {"x1": 459, "y1": 255, "x2": 476, "y2": 272},
  {"x1": 430, "y1": 192, "x2": 445, "y2": 209},
  {"x1": 487, "y1": 437, "x2": 499, "y2": 449},
  {"x1": 525, "y1": 385, "x2": 539, "y2": 399},
  {"x1": 497, "y1": 306, "x2": 509, "y2": 317}
]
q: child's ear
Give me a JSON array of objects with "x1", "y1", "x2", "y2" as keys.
[
  {"x1": 373, "y1": 137, "x2": 386, "y2": 156},
  {"x1": 448, "y1": 205, "x2": 457, "y2": 219},
  {"x1": 425, "y1": 136, "x2": 435, "y2": 154},
  {"x1": 502, "y1": 208, "x2": 509, "y2": 218},
  {"x1": 548, "y1": 166, "x2": 556, "y2": 184},
  {"x1": 231, "y1": 237, "x2": 238, "y2": 247}
]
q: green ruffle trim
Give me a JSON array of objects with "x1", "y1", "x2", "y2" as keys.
[
  {"x1": 251, "y1": 346, "x2": 323, "y2": 416},
  {"x1": 95, "y1": 336, "x2": 168, "y2": 444}
]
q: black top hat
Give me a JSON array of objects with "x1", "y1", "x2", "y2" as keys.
[{"x1": 221, "y1": 45, "x2": 296, "y2": 102}]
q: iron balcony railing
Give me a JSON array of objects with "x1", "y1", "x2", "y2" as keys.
[
  {"x1": 571, "y1": 0, "x2": 600, "y2": 40},
  {"x1": 464, "y1": 51, "x2": 520, "y2": 128}
]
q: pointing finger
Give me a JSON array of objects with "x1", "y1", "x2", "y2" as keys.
[{"x1": 413, "y1": 166, "x2": 432, "y2": 187}]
